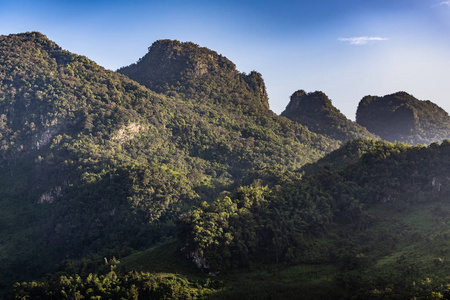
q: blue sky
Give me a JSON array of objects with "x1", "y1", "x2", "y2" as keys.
[{"x1": 1, "y1": 0, "x2": 450, "y2": 119}]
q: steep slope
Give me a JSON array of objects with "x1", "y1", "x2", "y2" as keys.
[
  {"x1": 0, "y1": 31, "x2": 197, "y2": 289},
  {"x1": 356, "y1": 91, "x2": 450, "y2": 145},
  {"x1": 0, "y1": 32, "x2": 338, "y2": 292},
  {"x1": 282, "y1": 90, "x2": 378, "y2": 142},
  {"x1": 117, "y1": 40, "x2": 339, "y2": 156},
  {"x1": 117, "y1": 39, "x2": 269, "y2": 110}
]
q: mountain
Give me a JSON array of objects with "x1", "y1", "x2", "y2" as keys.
[
  {"x1": 356, "y1": 91, "x2": 450, "y2": 145},
  {"x1": 0, "y1": 31, "x2": 193, "y2": 289},
  {"x1": 281, "y1": 90, "x2": 378, "y2": 142},
  {"x1": 0, "y1": 32, "x2": 340, "y2": 293},
  {"x1": 117, "y1": 39, "x2": 340, "y2": 163},
  {"x1": 117, "y1": 39, "x2": 269, "y2": 110},
  {"x1": 4, "y1": 32, "x2": 450, "y2": 300}
]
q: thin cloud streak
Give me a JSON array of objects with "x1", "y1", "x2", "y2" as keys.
[
  {"x1": 338, "y1": 36, "x2": 389, "y2": 45},
  {"x1": 433, "y1": 1, "x2": 450, "y2": 6}
]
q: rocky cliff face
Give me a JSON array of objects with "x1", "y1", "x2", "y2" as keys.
[
  {"x1": 282, "y1": 90, "x2": 378, "y2": 142},
  {"x1": 356, "y1": 92, "x2": 450, "y2": 145}
]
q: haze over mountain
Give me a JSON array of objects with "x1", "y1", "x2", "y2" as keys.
[
  {"x1": 356, "y1": 91, "x2": 450, "y2": 145},
  {"x1": 281, "y1": 90, "x2": 378, "y2": 143}
]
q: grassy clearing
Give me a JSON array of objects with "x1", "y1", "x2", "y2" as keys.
[
  {"x1": 120, "y1": 239, "x2": 205, "y2": 278},
  {"x1": 120, "y1": 239, "x2": 340, "y2": 299}
]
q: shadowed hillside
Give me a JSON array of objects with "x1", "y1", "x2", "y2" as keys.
[
  {"x1": 282, "y1": 90, "x2": 378, "y2": 142},
  {"x1": 356, "y1": 91, "x2": 450, "y2": 145}
]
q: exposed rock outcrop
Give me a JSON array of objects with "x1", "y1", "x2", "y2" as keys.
[{"x1": 38, "y1": 186, "x2": 62, "y2": 204}]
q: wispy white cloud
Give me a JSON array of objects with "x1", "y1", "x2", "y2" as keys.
[
  {"x1": 433, "y1": 1, "x2": 450, "y2": 7},
  {"x1": 338, "y1": 36, "x2": 389, "y2": 45}
]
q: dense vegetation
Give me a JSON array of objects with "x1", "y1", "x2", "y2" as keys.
[
  {"x1": 4, "y1": 31, "x2": 450, "y2": 299},
  {"x1": 14, "y1": 139, "x2": 450, "y2": 299},
  {"x1": 356, "y1": 91, "x2": 450, "y2": 145},
  {"x1": 176, "y1": 139, "x2": 450, "y2": 298},
  {"x1": 0, "y1": 32, "x2": 339, "y2": 295},
  {"x1": 175, "y1": 139, "x2": 398, "y2": 273},
  {"x1": 13, "y1": 268, "x2": 217, "y2": 299},
  {"x1": 282, "y1": 90, "x2": 378, "y2": 142}
]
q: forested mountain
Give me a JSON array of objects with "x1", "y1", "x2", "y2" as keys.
[
  {"x1": 281, "y1": 90, "x2": 378, "y2": 142},
  {"x1": 117, "y1": 39, "x2": 269, "y2": 111},
  {"x1": 4, "y1": 31, "x2": 450, "y2": 300},
  {"x1": 356, "y1": 91, "x2": 450, "y2": 145},
  {"x1": 116, "y1": 39, "x2": 341, "y2": 169},
  {"x1": 0, "y1": 32, "x2": 339, "y2": 294}
]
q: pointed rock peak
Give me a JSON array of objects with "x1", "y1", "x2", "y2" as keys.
[
  {"x1": 243, "y1": 71, "x2": 269, "y2": 109},
  {"x1": 291, "y1": 89, "x2": 307, "y2": 98},
  {"x1": 283, "y1": 90, "x2": 332, "y2": 115},
  {"x1": 282, "y1": 90, "x2": 378, "y2": 142}
]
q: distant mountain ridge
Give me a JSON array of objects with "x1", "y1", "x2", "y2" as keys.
[
  {"x1": 281, "y1": 90, "x2": 378, "y2": 142},
  {"x1": 356, "y1": 91, "x2": 450, "y2": 145}
]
